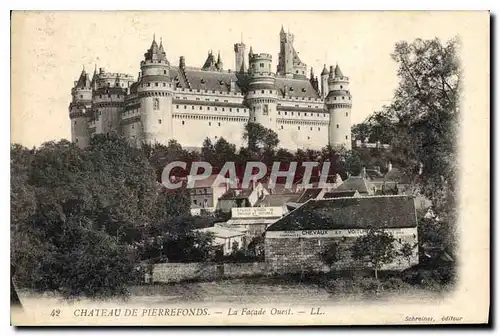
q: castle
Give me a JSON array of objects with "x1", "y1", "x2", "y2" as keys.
[{"x1": 69, "y1": 27, "x2": 352, "y2": 151}]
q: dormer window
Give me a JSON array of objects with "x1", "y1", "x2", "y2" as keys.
[
  {"x1": 302, "y1": 88, "x2": 306, "y2": 92},
  {"x1": 201, "y1": 79, "x2": 205, "y2": 84}
]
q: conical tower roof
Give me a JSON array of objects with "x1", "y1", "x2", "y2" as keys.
[
  {"x1": 75, "y1": 67, "x2": 91, "y2": 89},
  {"x1": 334, "y1": 63, "x2": 344, "y2": 78},
  {"x1": 321, "y1": 64, "x2": 329, "y2": 76}
]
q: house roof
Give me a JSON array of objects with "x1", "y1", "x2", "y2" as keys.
[
  {"x1": 295, "y1": 174, "x2": 341, "y2": 187},
  {"x1": 188, "y1": 174, "x2": 237, "y2": 189},
  {"x1": 254, "y1": 193, "x2": 301, "y2": 207},
  {"x1": 196, "y1": 226, "x2": 245, "y2": 238},
  {"x1": 296, "y1": 188, "x2": 323, "y2": 203},
  {"x1": 335, "y1": 176, "x2": 373, "y2": 194},
  {"x1": 219, "y1": 188, "x2": 253, "y2": 200},
  {"x1": 266, "y1": 195, "x2": 417, "y2": 231},
  {"x1": 383, "y1": 168, "x2": 411, "y2": 184},
  {"x1": 323, "y1": 190, "x2": 358, "y2": 198}
]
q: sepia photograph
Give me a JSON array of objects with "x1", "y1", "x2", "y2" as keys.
[{"x1": 10, "y1": 10, "x2": 490, "y2": 326}]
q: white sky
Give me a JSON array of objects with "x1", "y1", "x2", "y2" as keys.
[{"x1": 11, "y1": 11, "x2": 475, "y2": 148}]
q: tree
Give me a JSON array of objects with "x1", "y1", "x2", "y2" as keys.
[
  {"x1": 243, "y1": 122, "x2": 280, "y2": 154},
  {"x1": 351, "y1": 228, "x2": 397, "y2": 279},
  {"x1": 384, "y1": 37, "x2": 460, "y2": 253}
]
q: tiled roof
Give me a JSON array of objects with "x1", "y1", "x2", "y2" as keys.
[
  {"x1": 296, "y1": 188, "x2": 323, "y2": 203},
  {"x1": 323, "y1": 190, "x2": 358, "y2": 198},
  {"x1": 384, "y1": 168, "x2": 410, "y2": 184},
  {"x1": 266, "y1": 195, "x2": 417, "y2": 231},
  {"x1": 188, "y1": 174, "x2": 237, "y2": 189},
  {"x1": 254, "y1": 193, "x2": 301, "y2": 207},
  {"x1": 335, "y1": 176, "x2": 373, "y2": 194}
]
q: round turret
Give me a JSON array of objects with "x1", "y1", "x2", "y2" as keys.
[
  {"x1": 245, "y1": 51, "x2": 278, "y2": 131},
  {"x1": 326, "y1": 64, "x2": 352, "y2": 150},
  {"x1": 136, "y1": 36, "x2": 174, "y2": 145},
  {"x1": 69, "y1": 68, "x2": 93, "y2": 148}
]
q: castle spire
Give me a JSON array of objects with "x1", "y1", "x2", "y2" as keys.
[
  {"x1": 310, "y1": 67, "x2": 314, "y2": 79},
  {"x1": 280, "y1": 25, "x2": 285, "y2": 34},
  {"x1": 334, "y1": 63, "x2": 343, "y2": 78},
  {"x1": 321, "y1": 64, "x2": 329, "y2": 76}
]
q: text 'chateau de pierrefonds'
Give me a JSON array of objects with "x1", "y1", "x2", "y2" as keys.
[{"x1": 69, "y1": 27, "x2": 353, "y2": 151}]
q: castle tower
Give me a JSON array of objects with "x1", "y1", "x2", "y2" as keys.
[
  {"x1": 277, "y1": 26, "x2": 307, "y2": 79},
  {"x1": 277, "y1": 26, "x2": 294, "y2": 78},
  {"x1": 234, "y1": 42, "x2": 246, "y2": 72},
  {"x1": 245, "y1": 50, "x2": 278, "y2": 131},
  {"x1": 326, "y1": 64, "x2": 352, "y2": 150},
  {"x1": 137, "y1": 35, "x2": 173, "y2": 145},
  {"x1": 69, "y1": 67, "x2": 92, "y2": 148},
  {"x1": 92, "y1": 66, "x2": 129, "y2": 136},
  {"x1": 320, "y1": 64, "x2": 329, "y2": 98}
]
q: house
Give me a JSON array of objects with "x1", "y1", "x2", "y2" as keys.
[
  {"x1": 264, "y1": 195, "x2": 419, "y2": 274},
  {"x1": 187, "y1": 174, "x2": 238, "y2": 212},
  {"x1": 216, "y1": 182, "x2": 269, "y2": 213},
  {"x1": 295, "y1": 174, "x2": 343, "y2": 193},
  {"x1": 195, "y1": 226, "x2": 247, "y2": 256},
  {"x1": 220, "y1": 206, "x2": 286, "y2": 238},
  {"x1": 333, "y1": 174, "x2": 375, "y2": 196}
]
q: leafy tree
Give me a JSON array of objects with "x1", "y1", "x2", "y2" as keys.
[
  {"x1": 213, "y1": 137, "x2": 237, "y2": 170},
  {"x1": 200, "y1": 137, "x2": 216, "y2": 165},
  {"x1": 243, "y1": 122, "x2": 280, "y2": 154},
  {"x1": 382, "y1": 36, "x2": 460, "y2": 253},
  {"x1": 351, "y1": 228, "x2": 397, "y2": 279}
]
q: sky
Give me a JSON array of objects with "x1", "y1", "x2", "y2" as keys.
[{"x1": 11, "y1": 11, "x2": 479, "y2": 148}]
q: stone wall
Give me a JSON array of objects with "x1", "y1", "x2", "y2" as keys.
[
  {"x1": 150, "y1": 262, "x2": 268, "y2": 283},
  {"x1": 265, "y1": 236, "x2": 419, "y2": 275}
]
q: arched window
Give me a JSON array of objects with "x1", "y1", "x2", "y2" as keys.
[{"x1": 153, "y1": 98, "x2": 160, "y2": 110}]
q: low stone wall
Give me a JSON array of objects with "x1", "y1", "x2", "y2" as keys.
[
  {"x1": 150, "y1": 262, "x2": 268, "y2": 283},
  {"x1": 151, "y1": 263, "x2": 220, "y2": 283},
  {"x1": 223, "y1": 262, "x2": 269, "y2": 278}
]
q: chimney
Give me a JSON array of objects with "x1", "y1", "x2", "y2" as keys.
[
  {"x1": 387, "y1": 161, "x2": 393, "y2": 172},
  {"x1": 230, "y1": 79, "x2": 236, "y2": 92},
  {"x1": 179, "y1": 56, "x2": 185, "y2": 69},
  {"x1": 361, "y1": 167, "x2": 366, "y2": 177},
  {"x1": 375, "y1": 166, "x2": 380, "y2": 174},
  {"x1": 418, "y1": 162, "x2": 423, "y2": 175}
]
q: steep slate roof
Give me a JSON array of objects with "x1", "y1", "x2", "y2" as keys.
[
  {"x1": 75, "y1": 69, "x2": 91, "y2": 89},
  {"x1": 266, "y1": 195, "x2": 417, "y2": 231},
  {"x1": 335, "y1": 176, "x2": 373, "y2": 194},
  {"x1": 275, "y1": 77, "x2": 321, "y2": 98},
  {"x1": 182, "y1": 68, "x2": 242, "y2": 93}
]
